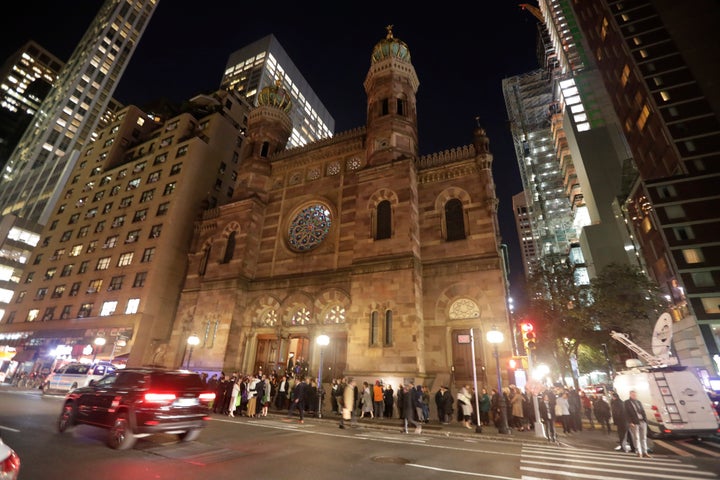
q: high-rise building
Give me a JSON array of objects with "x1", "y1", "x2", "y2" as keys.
[
  {"x1": 220, "y1": 34, "x2": 334, "y2": 148},
  {"x1": 503, "y1": 69, "x2": 577, "y2": 263},
  {"x1": 0, "y1": 0, "x2": 158, "y2": 226},
  {"x1": 512, "y1": 191, "x2": 538, "y2": 277},
  {"x1": 0, "y1": 90, "x2": 251, "y2": 370},
  {"x1": 572, "y1": 0, "x2": 719, "y2": 374},
  {"x1": 0, "y1": 41, "x2": 62, "y2": 172}
]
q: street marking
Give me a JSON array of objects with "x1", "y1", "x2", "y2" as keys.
[
  {"x1": 522, "y1": 458, "x2": 715, "y2": 477},
  {"x1": 407, "y1": 463, "x2": 519, "y2": 479},
  {"x1": 0, "y1": 425, "x2": 21, "y2": 433},
  {"x1": 520, "y1": 466, "x2": 707, "y2": 480},
  {"x1": 676, "y1": 441, "x2": 720, "y2": 457},
  {"x1": 653, "y1": 439, "x2": 696, "y2": 457}
]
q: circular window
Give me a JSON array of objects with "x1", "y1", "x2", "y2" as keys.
[{"x1": 287, "y1": 204, "x2": 332, "y2": 252}]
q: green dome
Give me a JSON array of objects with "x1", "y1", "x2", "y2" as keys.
[
  {"x1": 257, "y1": 79, "x2": 292, "y2": 113},
  {"x1": 371, "y1": 25, "x2": 411, "y2": 64}
]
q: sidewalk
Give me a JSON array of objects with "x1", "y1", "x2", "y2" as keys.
[{"x1": 237, "y1": 406, "x2": 622, "y2": 450}]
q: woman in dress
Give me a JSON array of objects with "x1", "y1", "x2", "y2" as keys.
[{"x1": 457, "y1": 384, "x2": 474, "y2": 429}]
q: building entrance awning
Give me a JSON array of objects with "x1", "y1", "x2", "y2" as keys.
[{"x1": 12, "y1": 349, "x2": 37, "y2": 363}]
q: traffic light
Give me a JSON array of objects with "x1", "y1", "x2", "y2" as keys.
[
  {"x1": 520, "y1": 322, "x2": 536, "y2": 350},
  {"x1": 509, "y1": 357, "x2": 518, "y2": 369}
]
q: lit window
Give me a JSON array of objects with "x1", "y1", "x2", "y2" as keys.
[
  {"x1": 100, "y1": 301, "x2": 118, "y2": 316},
  {"x1": 636, "y1": 105, "x2": 650, "y2": 130},
  {"x1": 700, "y1": 297, "x2": 720, "y2": 314},
  {"x1": 125, "y1": 298, "x2": 140, "y2": 314},
  {"x1": 118, "y1": 252, "x2": 134, "y2": 267},
  {"x1": 682, "y1": 248, "x2": 704, "y2": 264}
]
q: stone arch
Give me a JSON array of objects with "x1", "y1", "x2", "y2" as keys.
[
  {"x1": 434, "y1": 187, "x2": 472, "y2": 240},
  {"x1": 248, "y1": 295, "x2": 282, "y2": 327},
  {"x1": 198, "y1": 238, "x2": 213, "y2": 276},
  {"x1": 436, "y1": 283, "x2": 486, "y2": 322},
  {"x1": 368, "y1": 189, "x2": 398, "y2": 240},
  {"x1": 220, "y1": 221, "x2": 241, "y2": 264},
  {"x1": 315, "y1": 288, "x2": 351, "y2": 324},
  {"x1": 281, "y1": 291, "x2": 315, "y2": 326}
]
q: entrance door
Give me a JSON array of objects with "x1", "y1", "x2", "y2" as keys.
[
  {"x1": 286, "y1": 336, "x2": 310, "y2": 378},
  {"x1": 322, "y1": 333, "x2": 347, "y2": 380},
  {"x1": 254, "y1": 335, "x2": 280, "y2": 376},
  {"x1": 451, "y1": 329, "x2": 485, "y2": 386}
]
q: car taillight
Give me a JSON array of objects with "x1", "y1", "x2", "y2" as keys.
[
  {"x1": 0, "y1": 449, "x2": 20, "y2": 479},
  {"x1": 144, "y1": 393, "x2": 177, "y2": 404},
  {"x1": 199, "y1": 392, "x2": 215, "y2": 403}
]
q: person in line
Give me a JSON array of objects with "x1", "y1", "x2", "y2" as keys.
[
  {"x1": 611, "y1": 391, "x2": 632, "y2": 452},
  {"x1": 435, "y1": 385, "x2": 453, "y2": 424},
  {"x1": 228, "y1": 376, "x2": 241, "y2": 417},
  {"x1": 510, "y1": 386, "x2": 525, "y2": 431},
  {"x1": 373, "y1": 380, "x2": 384, "y2": 419},
  {"x1": 401, "y1": 383, "x2": 422, "y2": 434},
  {"x1": 396, "y1": 383, "x2": 405, "y2": 420},
  {"x1": 479, "y1": 388, "x2": 491, "y2": 426},
  {"x1": 625, "y1": 390, "x2": 651, "y2": 458},
  {"x1": 287, "y1": 376, "x2": 308, "y2": 424},
  {"x1": 383, "y1": 383, "x2": 394, "y2": 418},
  {"x1": 580, "y1": 391, "x2": 595, "y2": 430},
  {"x1": 245, "y1": 374, "x2": 260, "y2": 418},
  {"x1": 538, "y1": 392, "x2": 557, "y2": 443},
  {"x1": 330, "y1": 378, "x2": 340, "y2": 415},
  {"x1": 555, "y1": 391, "x2": 572, "y2": 435},
  {"x1": 360, "y1": 381, "x2": 374, "y2": 418},
  {"x1": 594, "y1": 394, "x2": 612, "y2": 434},
  {"x1": 260, "y1": 374, "x2": 272, "y2": 417},
  {"x1": 457, "y1": 384, "x2": 474, "y2": 429},
  {"x1": 275, "y1": 375, "x2": 289, "y2": 411},
  {"x1": 421, "y1": 385, "x2": 431, "y2": 424}
]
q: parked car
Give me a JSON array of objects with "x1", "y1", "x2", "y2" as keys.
[
  {"x1": 57, "y1": 367, "x2": 215, "y2": 449},
  {"x1": 0, "y1": 436, "x2": 20, "y2": 479},
  {"x1": 42, "y1": 362, "x2": 115, "y2": 394}
]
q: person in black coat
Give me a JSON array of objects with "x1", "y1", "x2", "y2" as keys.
[
  {"x1": 610, "y1": 392, "x2": 632, "y2": 452},
  {"x1": 401, "y1": 383, "x2": 422, "y2": 434},
  {"x1": 435, "y1": 386, "x2": 454, "y2": 424},
  {"x1": 383, "y1": 384, "x2": 394, "y2": 418},
  {"x1": 624, "y1": 390, "x2": 650, "y2": 457},
  {"x1": 286, "y1": 377, "x2": 308, "y2": 423},
  {"x1": 538, "y1": 391, "x2": 557, "y2": 442}
]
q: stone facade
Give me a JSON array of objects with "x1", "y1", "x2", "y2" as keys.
[{"x1": 168, "y1": 28, "x2": 512, "y2": 392}]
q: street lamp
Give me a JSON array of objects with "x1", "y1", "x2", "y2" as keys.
[
  {"x1": 185, "y1": 334, "x2": 200, "y2": 369},
  {"x1": 316, "y1": 334, "x2": 330, "y2": 418},
  {"x1": 92, "y1": 336, "x2": 106, "y2": 364},
  {"x1": 486, "y1": 326, "x2": 510, "y2": 434}
]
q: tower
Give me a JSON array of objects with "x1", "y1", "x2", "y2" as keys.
[
  {"x1": 363, "y1": 25, "x2": 419, "y2": 166},
  {"x1": 0, "y1": 0, "x2": 159, "y2": 225}
]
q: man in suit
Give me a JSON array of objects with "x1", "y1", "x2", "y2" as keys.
[
  {"x1": 287, "y1": 376, "x2": 308, "y2": 424},
  {"x1": 624, "y1": 390, "x2": 651, "y2": 458}
]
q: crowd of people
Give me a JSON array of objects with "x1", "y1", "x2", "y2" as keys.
[{"x1": 198, "y1": 371, "x2": 650, "y2": 456}]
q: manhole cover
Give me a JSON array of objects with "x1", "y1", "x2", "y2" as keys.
[{"x1": 371, "y1": 456, "x2": 410, "y2": 464}]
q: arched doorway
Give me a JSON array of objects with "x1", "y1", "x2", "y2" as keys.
[{"x1": 451, "y1": 329, "x2": 487, "y2": 387}]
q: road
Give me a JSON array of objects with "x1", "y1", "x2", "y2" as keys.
[{"x1": 1, "y1": 387, "x2": 719, "y2": 480}]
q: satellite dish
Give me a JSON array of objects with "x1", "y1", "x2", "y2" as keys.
[{"x1": 651, "y1": 312, "x2": 673, "y2": 357}]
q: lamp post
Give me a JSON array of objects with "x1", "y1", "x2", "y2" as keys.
[
  {"x1": 316, "y1": 334, "x2": 330, "y2": 418},
  {"x1": 92, "y1": 336, "x2": 106, "y2": 364},
  {"x1": 185, "y1": 334, "x2": 200, "y2": 369},
  {"x1": 486, "y1": 326, "x2": 510, "y2": 434}
]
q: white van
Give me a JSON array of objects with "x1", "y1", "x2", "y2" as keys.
[
  {"x1": 41, "y1": 362, "x2": 115, "y2": 395},
  {"x1": 613, "y1": 366, "x2": 720, "y2": 439}
]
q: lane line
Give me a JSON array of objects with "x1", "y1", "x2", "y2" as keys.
[
  {"x1": 0, "y1": 425, "x2": 21, "y2": 433},
  {"x1": 653, "y1": 439, "x2": 695, "y2": 457},
  {"x1": 407, "y1": 463, "x2": 519, "y2": 479}
]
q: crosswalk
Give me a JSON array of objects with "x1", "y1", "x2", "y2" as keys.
[
  {"x1": 654, "y1": 437, "x2": 720, "y2": 458},
  {"x1": 520, "y1": 444, "x2": 719, "y2": 480}
]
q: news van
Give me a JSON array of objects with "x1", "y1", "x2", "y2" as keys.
[
  {"x1": 611, "y1": 313, "x2": 720, "y2": 439},
  {"x1": 613, "y1": 363, "x2": 720, "y2": 438}
]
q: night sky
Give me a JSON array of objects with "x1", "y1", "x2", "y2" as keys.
[{"x1": 1, "y1": 1, "x2": 542, "y2": 298}]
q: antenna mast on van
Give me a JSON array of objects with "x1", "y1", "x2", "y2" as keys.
[{"x1": 611, "y1": 313, "x2": 678, "y2": 368}]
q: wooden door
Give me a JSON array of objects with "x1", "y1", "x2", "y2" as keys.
[{"x1": 451, "y1": 329, "x2": 485, "y2": 386}]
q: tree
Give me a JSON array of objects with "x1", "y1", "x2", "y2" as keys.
[
  {"x1": 522, "y1": 259, "x2": 666, "y2": 387},
  {"x1": 523, "y1": 254, "x2": 594, "y2": 388}
]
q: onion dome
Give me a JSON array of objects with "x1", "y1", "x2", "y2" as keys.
[
  {"x1": 257, "y1": 79, "x2": 292, "y2": 113},
  {"x1": 371, "y1": 25, "x2": 411, "y2": 64}
]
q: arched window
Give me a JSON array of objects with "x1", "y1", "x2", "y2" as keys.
[
  {"x1": 383, "y1": 310, "x2": 393, "y2": 346},
  {"x1": 199, "y1": 246, "x2": 211, "y2": 276},
  {"x1": 370, "y1": 311, "x2": 379, "y2": 346},
  {"x1": 375, "y1": 200, "x2": 392, "y2": 240},
  {"x1": 222, "y1": 231, "x2": 236, "y2": 263},
  {"x1": 260, "y1": 141, "x2": 269, "y2": 157},
  {"x1": 445, "y1": 198, "x2": 466, "y2": 241}
]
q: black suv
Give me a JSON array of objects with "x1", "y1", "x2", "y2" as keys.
[{"x1": 57, "y1": 367, "x2": 215, "y2": 449}]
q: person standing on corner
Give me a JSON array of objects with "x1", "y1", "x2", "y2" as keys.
[
  {"x1": 611, "y1": 392, "x2": 632, "y2": 452},
  {"x1": 625, "y1": 390, "x2": 651, "y2": 458},
  {"x1": 538, "y1": 392, "x2": 557, "y2": 443}
]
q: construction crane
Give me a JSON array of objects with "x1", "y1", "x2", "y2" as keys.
[{"x1": 519, "y1": 3, "x2": 544, "y2": 22}]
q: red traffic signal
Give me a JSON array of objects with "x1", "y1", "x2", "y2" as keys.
[
  {"x1": 520, "y1": 322, "x2": 537, "y2": 350},
  {"x1": 520, "y1": 322, "x2": 534, "y2": 333}
]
